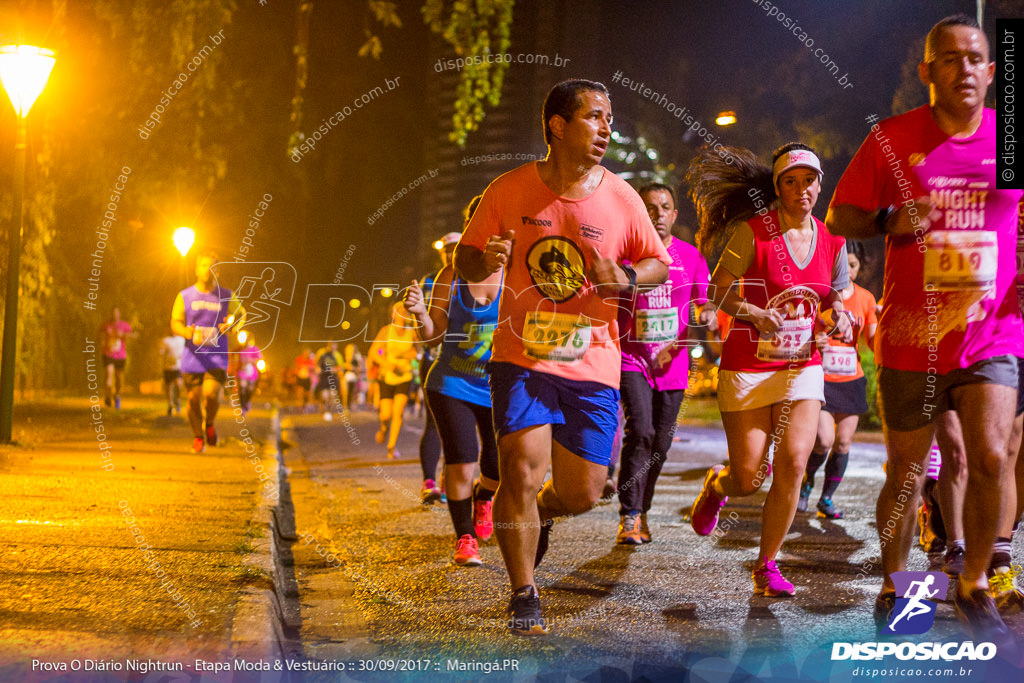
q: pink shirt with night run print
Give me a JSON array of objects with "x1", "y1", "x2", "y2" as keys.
[
  {"x1": 619, "y1": 237, "x2": 709, "y2": 391},
  {"x1": 831, "y1": 106, "x2": 1024, "y2": 374}
]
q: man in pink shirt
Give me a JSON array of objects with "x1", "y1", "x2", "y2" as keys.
[
  {"x1": 827, "y1": 15, "x2": 1023, "y2": 642},
  {"x1": 615, "y1": 183, "x2": 714, "y2": 545},
  {"x1": 456, "y1": 79, "x2": 670, "y2": 634}
]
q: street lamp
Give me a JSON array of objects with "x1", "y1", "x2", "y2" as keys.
[
  {"x1": 173, "y1": 226, "x2": 195, "y2": 257},
  {"x1": 173, "y1": 226, "x2": 195, "y2": 288},
  {"x1": 715, "y1": 111, "x2": 737, "y2": 126},
  {"x1": 0, "y1": 45, "x2": 55, "y2": 443}
]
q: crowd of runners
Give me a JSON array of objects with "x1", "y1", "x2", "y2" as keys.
[{"x1": 113, "y1": 13, "x2": 1022, "y2": 647}]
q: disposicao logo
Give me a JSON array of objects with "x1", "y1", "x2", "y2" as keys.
[{"x1": 831, "y1": 571, "x2": 996, "y2": 662}]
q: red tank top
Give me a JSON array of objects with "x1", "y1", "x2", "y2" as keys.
[{"x1": 721, "y1": 210, "x2": 845, "y2": 372}]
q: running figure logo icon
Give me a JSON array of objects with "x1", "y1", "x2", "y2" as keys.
[
  {"x1": 210, "y1": 262, "x2": 296, "y2": 352},
  {"x1": 884, "y1": 571, "x2": 949, "y2": 635}
]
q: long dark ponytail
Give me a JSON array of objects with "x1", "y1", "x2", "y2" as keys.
[
  {"x1": 686, "y1": 146, "x2": 773, "y2": 259},
  {"x1": 687, "y1": 142, "x2": 818, "y2": 259}
]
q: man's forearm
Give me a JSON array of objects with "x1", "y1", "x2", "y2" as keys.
[
  {"x1": 454, "y1": 245, "x2": 492, "y2": 283},
  {"x1": 826, "y1": 204, "x2": 886, "y2": 240},
  {"x1": 171, "y1": 320, "x2": 191, "y2": 339},
  {"x1": 634, "y1": 258, "x2": 668, "y2": 287}
]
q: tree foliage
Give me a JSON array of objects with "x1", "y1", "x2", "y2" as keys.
[
  {"x1": 0, "y1": 0, "x2": 239, "y2": 391},
  {"x1": 421, "y1": 0, "x2": 514, "y2": 146}
]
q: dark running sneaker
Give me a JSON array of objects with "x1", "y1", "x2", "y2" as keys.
[
  {"x1": 874, "y1": 590, "x2": 896, "y2": 631},
  {"x1": 421, "y1": 479, "x2": 442, "y2": 505},
  {"x1": 534, "y1": 518, "x2": 553, "y2": 569},
  {"x1": 797, "y1": 480, "x2": 812, "y2": 513},
  {"x1": 817, "y1": 498, "x2": 844, "y2": 520},
  {"x1": 507, "y1": 585, "x2": 548, "y2": 635},
  {"x1": 205, "y1": 425, "x2": 218, "y2": 447},
  {"x1": 954, "y1": 586, "x2": 1012, "y2": 645},
  {"x1": 944, "y1": 546, "x2": 966, "y2": 578}
]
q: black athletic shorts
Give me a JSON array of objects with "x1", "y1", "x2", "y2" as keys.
[
  {"x1": 183, "y1": 368, "x2": 228, "y2": 390},
  {"x1": 380, "y1": 380, "x2": 412, "y2": 401},
  {"x1": 823, "y1": 376, "x2": 869, "y2": 416}
]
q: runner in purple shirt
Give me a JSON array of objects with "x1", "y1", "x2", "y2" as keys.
[{"x1": 170, "y1": 250, "x2": 245, "y2": 454}]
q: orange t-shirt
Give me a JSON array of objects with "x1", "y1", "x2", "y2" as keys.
[
  {"x1": 460, "y1": 163, "x2": 671, "y2": 388},
  {"x1": 822, "y1": 283, "x2": 878, "y2": 383}
]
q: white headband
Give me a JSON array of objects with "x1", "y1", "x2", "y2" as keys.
[{"x1": 772, "y1": 149, "x2": 823, "y2": 188}]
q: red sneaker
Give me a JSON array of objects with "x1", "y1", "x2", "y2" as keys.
[
  {"x1": 191, "y1": 437, "x2": 205, "y2": 454},
  {"x1": 473, "y1": 499, "x2": 494, "y2": 542},
  {"x1": 453, "y1": 534, "x2": 481, "y2": 566}
]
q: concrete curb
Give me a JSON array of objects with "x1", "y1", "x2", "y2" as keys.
[{"x1": 229, "y1": 406, "x2": 299, "y2": 659}]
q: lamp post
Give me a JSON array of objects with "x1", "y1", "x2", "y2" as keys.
[{"x1": 0, "y1": 45, "x2": 55, "y2": 443}]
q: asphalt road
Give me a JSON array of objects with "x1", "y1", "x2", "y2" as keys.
[{"x1": 281, "y1": 403, "x2": 1024, "y2": 683}]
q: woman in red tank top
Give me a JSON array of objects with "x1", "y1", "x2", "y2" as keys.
[{"x1": 686, "y1": 143, "x2": 853, "y2": 597}]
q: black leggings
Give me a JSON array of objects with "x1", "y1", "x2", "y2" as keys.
[
  {"x1": 426, "y1": 390, "x2": 499, "y2": 482},
  {"x1": 419, "y1": 357, "x2": 442, "y2": 479},
  {"x1": 617, "y1": 371, "x2": 685, "y2": 515}
]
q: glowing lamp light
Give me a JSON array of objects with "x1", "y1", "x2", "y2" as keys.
[
  {"x1": 432, "y1": 239, "x2": 444, "y2": 250},
  {"x1": 715, "y1": 111, "x2": 737, "y2": 126},
  {"x1": 237, "y1": 330, "x2": 248, "y2": 344},
  {"x1": 173, "y1": 227, "x2": 195, "y2": 257},
  {"x1": 0, "y1": 45, "x2": 56, "y2": 118},
  {"x1": 690, "y1": 346, "x2": 704, "y2": 359},
  {"x1": 256, "y1": 359, "x2": 266, "y2": 373},
  {"x1": 341, "y1": 321, "x2": 351, "y2": 330},
  {"x1": 349, "y1": 298, "x2": 361, "y2": 309},
  {"x1": 381, "y1": 288, "x2": 394, "y2": 298}
]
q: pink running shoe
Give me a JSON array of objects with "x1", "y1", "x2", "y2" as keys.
[
  {"x1": 453, "y1": 534, "x2": 482, "y2": 566},
  {"x1": 690, "y1": 465, "x2": 727, "y2": 536},
  {"x1": 473, "y1": 499, "x2": 494, "y2": 542},
  {"x1": 752, "y1": 559, "x2": 795, "y2": 597}
]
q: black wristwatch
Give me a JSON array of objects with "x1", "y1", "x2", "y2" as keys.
[
  {"x1": 621, "y1": 264, "x2": 637, "y2": 291},
  {"x1": 875, "y1": 205, "x2": 895, "y2": 234}
]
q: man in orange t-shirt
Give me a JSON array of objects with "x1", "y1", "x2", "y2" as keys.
[{"x1": 456, "y1": 79, "x2": 670, "y2": 635}]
